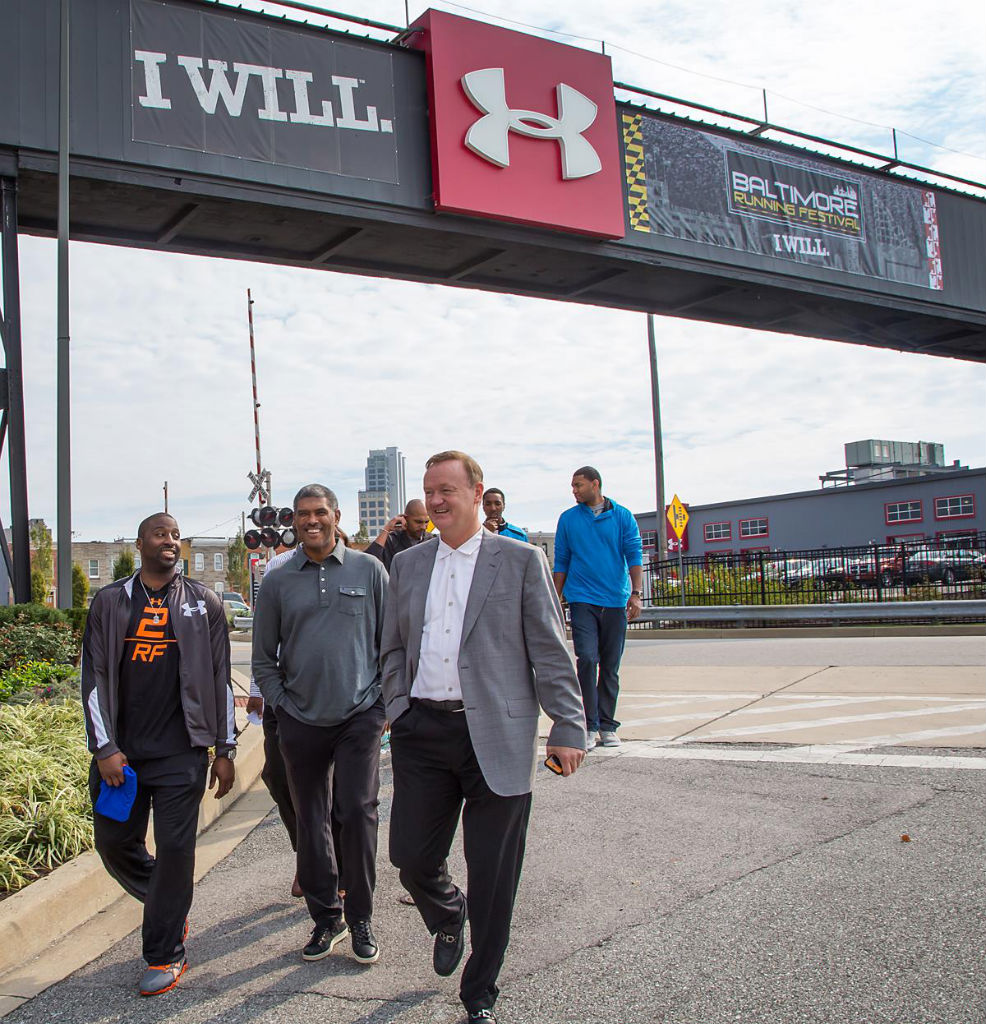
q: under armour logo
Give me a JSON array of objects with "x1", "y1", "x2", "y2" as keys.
[
  {"x1": 182, "y1": 600, "x2": 208, "y2": 617},
  {"x1": 461, "y1": 68, "x2": 601, "y2": 180}
]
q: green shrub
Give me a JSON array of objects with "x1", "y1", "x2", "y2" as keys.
[
  {"x1": 64, "y1": 607, "x2": 89, "y2": 635},
  {"x1": 0, "y1": 699, "x2": 93, "y2": 894},
  {"x1": 0, "y1": 661, "x2": 75, "y2": 703},
  {"x1": 0, "y1": 603, "x2": 70, "y2": 627},
  {"x1": 0, "y1": 617, "x2": 80, "y2": 674}
]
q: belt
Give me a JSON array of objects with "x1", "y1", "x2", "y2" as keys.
[{"x1": 411, "y1": 698, "x2": 465, "y2": 713}]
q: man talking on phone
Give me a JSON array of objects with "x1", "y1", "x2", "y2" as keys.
[{"x1": 366, "y1": 499, "x2": 431, "y2": 571}]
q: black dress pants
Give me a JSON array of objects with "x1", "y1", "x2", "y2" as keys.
[
  {"x1": 262, "y1": 704, "x2": 346, "y2": 888},
  {"x1": 276, "y1": 698, "x2": 384, "y2": 927},
  {"x1": 261, "y1": 704, "x2": 298, "y2": 850},
  {"x1": 88, "y1": 753, "x2": 206, "y2": 965},
  {"x1": 389, "y1": 703, "x2": 533, "y2": 1013}
]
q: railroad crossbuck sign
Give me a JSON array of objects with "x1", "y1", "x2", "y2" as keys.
[
  {"x1": 667, "y1": 494, "x2": 689, "y2": 540},
  {"x1": 408, "y1": 9, "x2": 625, "y2": 238}
]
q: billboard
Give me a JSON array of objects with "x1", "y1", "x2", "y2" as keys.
[
  {"x1": 623, "y1": 114, "x2": 944, "y2": 291},
  {"x1": 407, "y1": 9, "x2": 624, "y2": 238},
  {"x1": 130, "y1": 0, "x2": 400, "y2": 183}
]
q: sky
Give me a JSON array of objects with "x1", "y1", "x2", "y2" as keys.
[{"x1": 4, "y1": 0, "x2": 985, "y2": 542}]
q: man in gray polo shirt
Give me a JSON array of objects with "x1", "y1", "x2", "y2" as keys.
[{"x1": 253, "y1": 484, "x2": 387, "y2": 966}]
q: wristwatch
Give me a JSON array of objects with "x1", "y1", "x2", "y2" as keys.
[
  {"x1": 630, "y1": 590, "x2": 642, "y2": 597},
  {"x1": 219, "y1": 748, "x2": 236, "y2": 761}
]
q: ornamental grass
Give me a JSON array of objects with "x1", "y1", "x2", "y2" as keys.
[{"x1": 0, "y1": 699, "x2": 93, "y2": 895}]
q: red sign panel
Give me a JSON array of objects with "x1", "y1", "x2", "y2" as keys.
[{"x1": 407, "y1": 10, "x2": 625, "y2": 239}]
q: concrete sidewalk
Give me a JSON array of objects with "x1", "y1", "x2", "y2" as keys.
[{"x1": 2, "y1": 740, "x2": 984, "y2": 1024}]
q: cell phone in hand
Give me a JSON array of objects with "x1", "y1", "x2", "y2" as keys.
[{"x1": 544, "y1": 754, "x2": 563, "y2": 775}]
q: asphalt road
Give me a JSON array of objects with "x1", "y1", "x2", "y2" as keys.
[{"x1": 5, "y1": 748, "x2": 984, "y2": 1024}]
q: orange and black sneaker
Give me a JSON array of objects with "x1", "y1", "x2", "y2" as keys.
[{"x1": 139, "y1": 955, "x2": 187, "y2": 997}]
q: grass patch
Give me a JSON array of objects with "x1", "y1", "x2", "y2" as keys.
[{"x1": 0, "y1": 699, "x2": 93, "y2": 895}]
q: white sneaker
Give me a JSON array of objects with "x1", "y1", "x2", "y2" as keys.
[
  {"x1": 598, "y1": 731, "x2": 621, "y2": 747},
  {"x1": 585, "y1": 733, "x2": 598, "y2": 751}
]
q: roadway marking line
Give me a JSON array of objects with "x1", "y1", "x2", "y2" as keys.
[
  {"x1": 545, "y1": 743, "x2": 986, "y2": 771},
  {"x1": 784, "y1": 723, "x2": 986, "y2": 751},
  {"x1": 678, "y1": 702, "x2": 986, "y2": 741}
]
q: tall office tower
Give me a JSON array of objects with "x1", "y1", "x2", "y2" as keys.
[{"x1": 357, "y1": 446, "x2": 406, "y2": 535}]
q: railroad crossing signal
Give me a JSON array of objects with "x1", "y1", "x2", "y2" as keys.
[
  {"x1": 667, "y1": 494, "x2": 689, "y2": 540},
  {"x1": 247, "y1": 468, "x2": 271, "y2": 504}
]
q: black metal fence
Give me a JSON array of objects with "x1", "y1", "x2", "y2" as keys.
[{"x1": 642, "y1": 533, "x2": 986, "y2": 608}]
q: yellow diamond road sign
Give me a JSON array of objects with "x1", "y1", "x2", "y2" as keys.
[{"x1": 667, "y1": 494, "x2": 689, "y2": 540}]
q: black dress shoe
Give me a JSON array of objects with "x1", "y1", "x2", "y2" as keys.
[{"x1": 433, "y1": 919, "x2": 465, "y2": 976}]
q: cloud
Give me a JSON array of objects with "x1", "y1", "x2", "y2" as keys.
[{"x1": 2, "y1": 0, "x2": 984, "y2": 546}]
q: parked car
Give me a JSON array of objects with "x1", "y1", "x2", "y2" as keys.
[
  {"x1": 222, "y1": 591, "x2": 248, "y2": 606},
  {"x1": 896, "y1": 547, "x2": 986, "y2": 584},
  {"x1": 223, "y1": 599, "x2": 251, "y2": 625}
]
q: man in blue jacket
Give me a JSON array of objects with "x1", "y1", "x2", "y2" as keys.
[{"x1": 553, "y1": 467, "x2": 643, "y2": 748}]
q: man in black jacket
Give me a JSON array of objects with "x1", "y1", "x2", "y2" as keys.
[
  {"x1": 81, "y1": 512, "x2": 235, "y2": 997},
  {"x1": 365, "y1": 499, "x2": 431, "y2": 570}
]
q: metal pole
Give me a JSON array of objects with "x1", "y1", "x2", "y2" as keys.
[
  {"x1": 1, "y1": 179, "x2": 31, "y2": 604},
  {"x1": 55, "y1": 0, "x2": 72, "y2": 608},
  {"x1": 247, "y1": 290, "x2": 266, "y2": 505},
  {"x1": 647, "y1": 315, "x2": 668, "y2": 561},
  {"x1": 163, "y1": 480, "x2": 168, "y2": 513}
]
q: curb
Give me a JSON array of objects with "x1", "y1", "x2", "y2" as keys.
[{"x1": 0, "y1": 671, "x2": 267, "y2": 987}]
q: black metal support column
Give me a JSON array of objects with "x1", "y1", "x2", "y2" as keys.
[{"x1": 1, "y1": 177, "x2": 31, "y2": 603}]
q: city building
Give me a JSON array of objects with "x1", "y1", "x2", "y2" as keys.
[
  {"x1": 357, "y1": 446, "x2": 406, "y2": 536},
  {"x1": 820, "y1": 439, "x2": 967, "y2": 487},
  {"x1": 635, "y1": 465, "x2": 986, "y2": 561}
]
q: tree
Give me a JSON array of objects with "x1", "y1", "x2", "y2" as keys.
[
  {"x1": 226, "y1": 531, "x2": 250, "y2": 598},
  {"x1": 29, "y1": 520, "x2": 53, "y2": 605},
  {"x1": 112, "y1": 550, "x2": 135, "y2": 580},
  {"x1": 353, "y1": 521, "x2": 369, "y2": 547},
  {"x1": 71, "y1": 563, "x2": 90, "y2": 608}
]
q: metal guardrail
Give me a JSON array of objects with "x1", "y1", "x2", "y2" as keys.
[{"x1": 637, "y1": 600, "x2": 986, "y2": 624}]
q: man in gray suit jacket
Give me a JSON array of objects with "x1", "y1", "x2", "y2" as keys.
[{"x1": 381, "y1": 451, "x2": 587, "y2": 1024}]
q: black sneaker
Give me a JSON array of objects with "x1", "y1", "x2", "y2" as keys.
[
  {"x1": 302, "y1": 919, "x2": 347, "y2": 961},
  {"x1": 467, "y1": 1010, "x2": 497, "y2": 1023},
  {"x1": 350, "y1": 919, "x2": 380, "y2": 964}
]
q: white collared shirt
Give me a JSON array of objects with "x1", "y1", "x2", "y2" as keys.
[{"x1": 411, "y1": 526, "x2": 484, "y2": 701}]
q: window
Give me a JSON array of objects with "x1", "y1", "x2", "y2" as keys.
[
  {"x1": 935, "y1": 494, "x2": 974, "y2": 520},
  {"x1": 885, "y1": 500, "x2": 922, "y2": 524},
  {"x1": 194, "y1": 552, "x2": 204, "y2": 572},
  {"x1": 640, "y1": 530, "x2": 656, "y2": 550},
  {"x1": 936, "y1": 529, "x2": 978, "y2": 547},
  {"x1": 739, "y1": 517, "x2": 768, "y2": 539},
  {"x1": 214, "y1": 553, "x2": 223, "y2": 571},
  {"x1": 88, "y1": 559, "x2": 99, "y2": 579},
  {"x1": 704, "y1": 522, "x2": 731, "y2": 542},
  {"x1": 214, "y1": 582, "x2": 224, "y2": 594},
  {"x1": 134, "y1": 554, "x2": 141, "y2": 569}
]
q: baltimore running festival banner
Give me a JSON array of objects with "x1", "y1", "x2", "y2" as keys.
[{"x1": 622, "y1": 113, "x2": 943, "y2": 291}]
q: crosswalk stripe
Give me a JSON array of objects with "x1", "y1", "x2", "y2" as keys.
[
  {"x1": 678, "y1": 702, "x2": 985, "y2": 741},
  {"x1": 542, "y1": 742, "x2": 986, "y2": 771}
]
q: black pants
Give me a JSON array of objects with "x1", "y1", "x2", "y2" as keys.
[
  {"x1": 389, "y1": 703, "x2": 532, "y2": 1013},
  {"x1": 261, "y1": 705, "x2": 346, "y2": 887},
  {"x1": 276, "y1": 698, "x2": 384, "y2": 927},
  {"x1": 89, "y1": 753, "x2": 206, "y2": 965},
  {"x1": 261, "y1": 704, "x2": 298, "y2": 850}
]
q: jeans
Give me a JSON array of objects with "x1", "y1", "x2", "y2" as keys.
[{"x1": 568, "y1": 602, "x2": 626, "y2": 733}]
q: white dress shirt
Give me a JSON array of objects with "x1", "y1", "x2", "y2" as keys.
[{"x1": 411, "y1": 527, "x2": 484, "y2": 701}]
